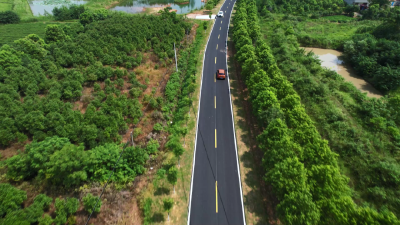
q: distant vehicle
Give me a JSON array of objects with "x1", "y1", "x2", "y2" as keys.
[
  {"x1": 217, "y1": 11, "x2": 224, "y2": 17},
  {"x1": 216, "y1": 69, "x2": 226, "y2": 80}
]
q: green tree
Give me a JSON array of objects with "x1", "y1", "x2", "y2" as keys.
[
  {"x1": 45, "y1": 144, "x2": 88, "y2": 187},
  {"x1": 38, "y1": 214, "x2": 53, "y2": 225},
  {"x1": 146, "y1": 138, "x2": 160, "y2": 154},
  {"x1": 163, "y1": 198, "x2": 174, "y2": 221},
  {"x1": 0, "y1": 11, "x2": 20, "y2": 24},
  {"x1": 45, "y1": 25, "x2": 70, "y2": 43},
  {"x1": 167, "y1": 166, "x2": 178, "y2": 194},
  {"x1": 83, "y1": 193, "x2": 102, "y2": 214},
  {"x1": 0, "y1": 183, "x2": 27, "y2": 217}
]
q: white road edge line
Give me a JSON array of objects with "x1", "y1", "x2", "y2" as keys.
[
  {"x1": 187, "y1": 3, "x2": 219, "y2": 224},
  {"x1": 225, "y1": 1, "x2": 247, "y2": 224}
]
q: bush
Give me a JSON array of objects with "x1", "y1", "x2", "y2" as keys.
[
  {"x1": 0, "y1": 11, "x2": 20, "y2": 24},
  {"x1": 0, "y1": 183, "x2": 27, "y2": 217},
  {"x1": 83, "y1": 193, "x2": 101, "y2": 214},
  {"x1": 53, "y1": 5, "x2": 85, "y2": 21}
]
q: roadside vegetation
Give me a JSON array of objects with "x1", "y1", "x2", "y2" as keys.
[
  {"x1": 232, "y1": 0, "x2": 400, "y2": 224},
  {"x1": 0, "y1": 7, "x2": 200, "y2": 224}
]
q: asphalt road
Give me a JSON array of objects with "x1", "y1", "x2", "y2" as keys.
[{"x1": 188, "y1": 1, "x2": 246, "y2": 224}]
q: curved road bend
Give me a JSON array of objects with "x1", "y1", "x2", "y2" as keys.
[{"x1": 188, "y1": 0, "x2": 246, "y2": 224}]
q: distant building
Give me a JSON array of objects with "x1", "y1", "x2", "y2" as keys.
[{"x1": 344, "y1": 0, "x2": 369, "y2": 6}]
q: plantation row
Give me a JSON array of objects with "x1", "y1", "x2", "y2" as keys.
[
  {"x1": 0, "y1": 10, "x2": 190, "y2": 148},
  {"x1": 232, "y1": 0, "x2": 400, "y2": 224},
  {"x1": 1, "y1": 183, "x2": 102, "y2": 225},
  {"x1": 261, "y1": 15, "x2": 400, "y2": 219}
]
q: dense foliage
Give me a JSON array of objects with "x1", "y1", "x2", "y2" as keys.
[
  {"x1": 0, "y1": 11, "x2": 190, "y2": 148},
  {"x1": 0, "y1": 10, "x2": 20, "y2": 24},
  {"x1": 256, "y1": 0, "x2": 344, "y2": 15},
  {"x1": 261, "y1": 11, "x2": 400, "y2": 219},
  {"x1": 5, "y1": 136, "x2": 149, "y2": 186},
  {"x1": 232, "y1": 0, "x2": 400, "y2": 224},
  {"x1": 0, "y1": 184, "x2": 54, "y2": 225},
  {"x1": 52, "y1": 4, "x2": 85, "y2": 21},
  {"x1": 344, "y1": 34, "x2": 400, "y2": 93}
]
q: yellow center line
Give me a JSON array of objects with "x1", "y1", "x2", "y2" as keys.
[
  {"x1": 214, "y1": 74, "x2": 216, "y2": 82},
  {"x1": 215, "y1": 57, "x2": 216, "y2": 64},
  {"x1": 216, "y1": 181, "x2": 218, "y2": 213},
  {"x1": 221, "y1": 20, "x2": 222, "y2": 24},
  {"x1": 220, "y1": 27, "x2": 221, "y2": 30},
  {"x1": 216, "y1": 44, "x2": 218, "y2": 50},
  {"x1": 215, "y1": 129, "x2": 217, "y2": 148},
  {"x1": 215, "y1": 96, "x2": 216, "y2": 108},
  {"x1": 218, "y1": 34, "x2": 220, "y2": 39}
]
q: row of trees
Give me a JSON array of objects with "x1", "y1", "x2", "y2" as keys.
[
  {"x1": 6, "y1": 136, "x2": 150, "y2": 187},
  {"x1": 262, "y1": 13, "x2": 400, "y2": 219},
  {"x1": 0, "y1": 183, "x2": 103, "y2": 224},
  {"x1": 232, "y1": 0, "x2": 400, "y2": 224}
]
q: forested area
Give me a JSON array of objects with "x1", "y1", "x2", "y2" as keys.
[
  {"x1": 260, "y1": 13, "x2": 400, "y2": 220},
  {"x1": 0, "y1": 7, "x2": 196, "y2": 224},
  {"x1": 232, "y1": 0, "x2": 400, "y2": 224},
  {"x1": 255, "y1": 0, "x2": 400, "y2": 94}
]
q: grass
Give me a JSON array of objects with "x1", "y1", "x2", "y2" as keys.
[
  {"x1": 264, "y1": 14, "x2": 382, "y2": 49},
  {"x1": 0, "y1": 21, "x2": 76, "y2": 46},
  {"x1": 0, "y1": 3, "x2": 12, "y2": 11},
  {"x1": 0, "y1": 0, "x2": 33, "y2": 19},
  {"x1": 321, "y1": 15, "x2": 357, "y2": 22},
  {"x1": 137, "y1": 19, "x2": 214, "y2": 225},
  {"x1": 86, "y1": 0, "x2": 121, "y2": 10}
]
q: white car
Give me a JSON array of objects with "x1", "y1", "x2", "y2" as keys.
[{"x1": 217, "y1": 11, "x2": 224, "y2": 17}]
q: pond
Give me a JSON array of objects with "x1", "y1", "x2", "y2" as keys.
[
  {"x1": 302, "y1": 47, "x2": 383, "y2": 98},
  {"x1": 28, "y1": 0, "x2": 87, "y2": 16},
  {"x1": 110, "y1": 0, "x2": 205, "y2": 14}
]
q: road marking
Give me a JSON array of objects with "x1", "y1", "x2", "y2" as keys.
[
  {"x1": 220, "y1": 27, "x2": 221, "y2": 30},
  {"x1": 218, "y1": 34, "x2": 220, "y2": 39},
  {"x1": 214, "y1": 74, "x2": 216, "y2": 82},
  {"x1": 215, "y1": 57, "x2": 216, "y2": 64},
  {"x1": 215, "y1": 96, "x2": 216, "y2": 108},
  {"x1": 215, "y1": 129, "x2": 217, "y2": 148},
  {"x1": 216, "y1": 181, "x2": 218, "y2": 213},
  {"x1": 216, "y1": 44, "x2": 218, "y2": 50},
  {"x1": 221, "y1": 20, "x2": 222, "y2": 24}
]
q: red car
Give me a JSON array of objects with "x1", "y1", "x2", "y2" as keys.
[{"x1": 216, "y1": 69, "x2": 226, "y2": 80}]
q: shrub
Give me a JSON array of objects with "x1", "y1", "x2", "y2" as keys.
[
  {"x1": 153, "y1": 123, "x2": 163, "y2": 132},
  {"x1": 0, "y1": 11, "x2": 20, "y2": 24},
  {"x1": 83, "y1": 193, "x2": 101, "y2": 214}
]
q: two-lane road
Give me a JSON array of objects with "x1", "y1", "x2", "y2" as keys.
[{"x1": 188, "y1": 1, "x2": 246, "y2": 224}]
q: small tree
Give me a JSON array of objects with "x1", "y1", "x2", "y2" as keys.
[
  {"x1": 0, "y1": 11, "x2": 20, "y2": 24},
  {"x1": 153, "y1": 168, "x2": 166, "y2": 189},
  {"x1": 167, "y1": 166, "x2": 178, "y2": 194},
  {"x1": 38, "y1": 214, "x2": 53, "y2": 225},
  {"x1": 163, "y1": 198, "x2": 174, "y2": 221},
  {"x1": 83, "y1": 193, "x2": 102, "y2": 214}
]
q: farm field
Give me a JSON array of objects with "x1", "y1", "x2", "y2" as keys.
[{"x1": 0, "y1": 22, "x2": 75, "y2": 46}]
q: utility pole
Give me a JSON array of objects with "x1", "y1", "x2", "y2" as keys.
[{"x1": 174, "y1": 42, "x2": 178, "y2": 72}]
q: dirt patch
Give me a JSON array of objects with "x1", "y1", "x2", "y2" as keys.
[
  {"x1": 105, "y1": 1, "x2": 120, "y2": 9},
  {"x1": 227, "y1": 21, "x2": 280, "y2": 224},
  {"x1": 0, "y1": 139, "x2": 31, "y2": 160}
]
